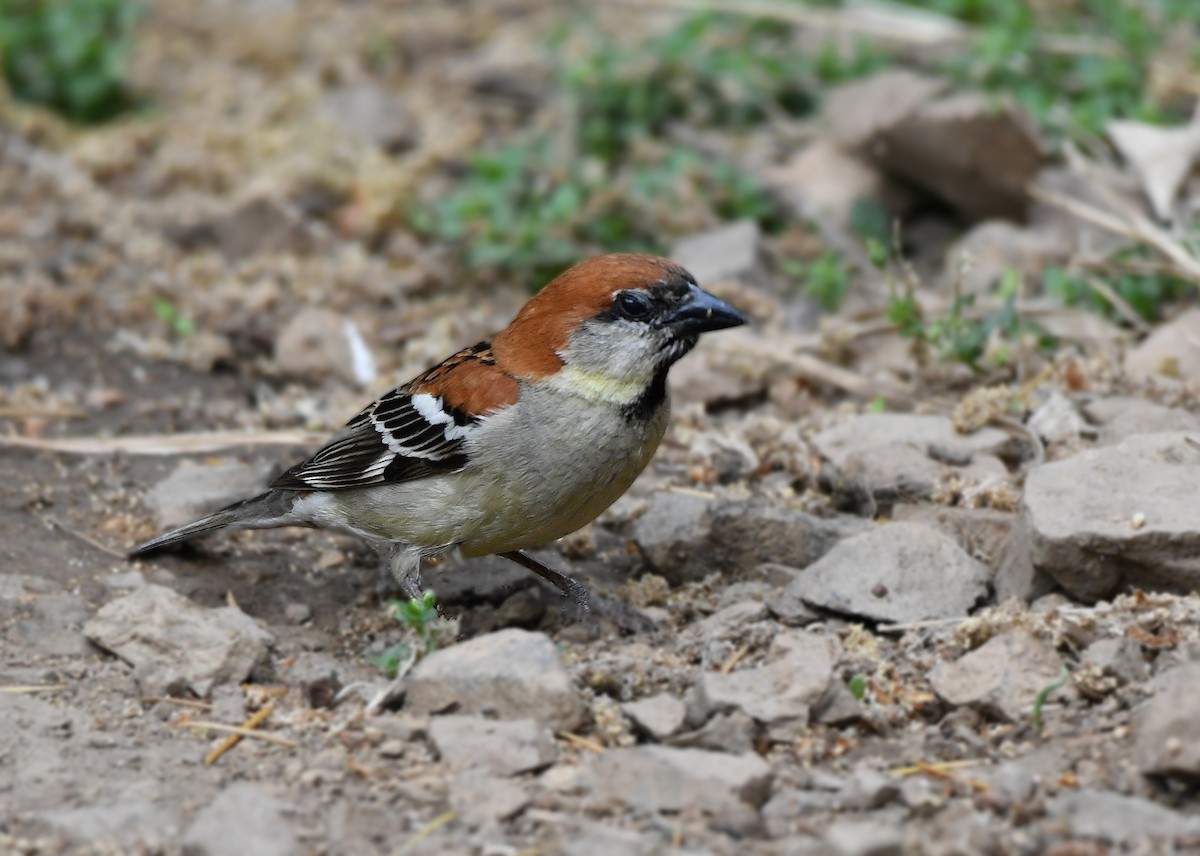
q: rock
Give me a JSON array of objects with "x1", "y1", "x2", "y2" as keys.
[
  {"x1": 668, "y1": 328, "x2": 773, "y2": 409},
  {"x1": 318, "y1": 82, "x2": 415, "y2": 152},
  {"x1": 825, "y1": 70, "x2": 949, "y2": 150},
  {"x1": 1134, "y1": 661, "x2": 1200, "y2": 780},
  {"x1": 274, "y1": 307, "x2": 376, "y2": 387},
  {"x1": 1021, "y1": 432, "x2": 1200, "y2": 601},
  {"x1": 812, "y1": 681, "x2": 864, "y2": 727},
  {"x1": 494, "y1": 587, "x2": 546, "y2": 628},
  {"x1": 1125, "y1": 308, "x2": 1200, "y2": 383},
  {"x1": 622, "y1": 693, "x2": 687, "y2": 742},
  {"x1": 762, "y1": 789, "x2": 840, "y2": 838},
  {"x1": 84, "y1": 585, "x2": 272, "y2": 697},
  {"x1": 181, "y1": 783, "x2": 299, "y2": 856},
  {"x1": 789, "y1": 523, "x2": 990, "y2": 624},
  {"x1": 446, "y1": 769, "x2": 529, "y2": 828},
  {"x1": 838, "y1": 768, "x2": 900, "y2": 811},
  {"x1": 144, "y1": 458, "x2": 276, "y2": 531},
  {"x1": 929, "y1": 630, "x2": 1063, "y2": 723},
  {"x1": 946, "y1": 220, "x2": 1068, "y2": 295},
  {"x1": 991, "y1": 512, "x2": 1057, "y2": 603},
  {"x1": 668, "y1": 710, "x2": 758, "y2": 755},
  {"x1": 404, "y1": 628, "x2": 586, "y2": 730},
  {"x1": 670, "y1": 220, "x2": 763, "y2": 286},
  {"x1": 824, "y1": 815, "x2": 905, "y2": 856},
  {"x1": 768, "y1": 139, "x2": 895, "y2": 229},
  {"x1": 1047, "y1": 789, "x2": 1200, "y2": 847},
  {"x1": 871, "y1": 92, "x2": 1041, "y2": 222},
  {"x1": 0, "y1": 576, "x2": 91, "y2": 657},
  {"x1": 1081, "y1": 396, "x2": 1199, "y2": 445},
  {"x1": 427, "y1": 715, "x2": 556, "y2": 776},
  {"x1": 693, "y1": 600, "x2": 769, "y2": 638},
  {"x1": 35, "y1": 801, "x2": 182, "y2": 852},
  {"x1": 1107, "y1": 119, "x2": 1200, "y2": 220},
  {"x1": 1027, "y1": 390, "x2": 1092, "y2": 446},
  {"x1": 631, "y1": 491, "x2": 717, "y2": 584},
  {"x1": 890, "y1": 504, "x2": 1014, "y2": 571},
  {"x1": 589, "y1": 745, "x2": 772, "y2": 812},
  {"x1": 560, "y1": 823, "x2": 663, "y2": 856},
  {"x1": 812, "y1": 414, "x2": 1012, "y2": 501},
  {"x1": 707, "y1": 501, "x2": 869, "y2": 575},
  {"x1": 1082, "y1": 637, "x2": 1149, "y2": 686},
  {"x1": 692, "y1": 630, "x2": 833, "y2": 739},
  {"x1": 171, "y1": 197, "x2": 319, "y2": 261}
]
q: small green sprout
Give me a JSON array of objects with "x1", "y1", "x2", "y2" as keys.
[
  {"x1": 848, "y1": 673, "x2": 868, "y2": 701},
  {"x1": 1031, "y1": 665, "x2": 1070, "y2": 733}
]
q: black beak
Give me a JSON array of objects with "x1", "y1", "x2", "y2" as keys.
[{"x1": 662, "y1": 284, "x2": 746, "y2": 336}]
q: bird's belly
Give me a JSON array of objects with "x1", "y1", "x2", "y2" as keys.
[{"x1": 302, "y1": 397, "x2": 668, "y2": 555}]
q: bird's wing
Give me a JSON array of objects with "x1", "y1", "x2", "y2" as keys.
[{"x1": 271, "y1": 342, "x2": 519, "y2": 491}]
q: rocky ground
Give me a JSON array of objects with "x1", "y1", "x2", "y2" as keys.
[{"x1": 3, "y1": 1, "x2": 1200, "y2": 854}]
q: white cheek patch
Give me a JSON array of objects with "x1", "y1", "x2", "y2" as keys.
[{"x1": 411, "y1": 393, "x2": 470, "y2": 441}]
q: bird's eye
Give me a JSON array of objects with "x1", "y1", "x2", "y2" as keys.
[{"x1": 614, "y1": 290, "x2": 652, "y2": 321}]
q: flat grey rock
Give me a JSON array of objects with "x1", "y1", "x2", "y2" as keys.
[
  {"x1": 692, "y1": 630, "x2": 833, "y2": 739},
  {"x1": 790, "y1": 523, "x2": 990, "y2": 624},
  {"x1": 622, "y1": 693, "x2": 687, "y2": 742},
  {"x1": 1022, "y1": 432, "x2": 1200, "y2": 601},
  {"x1": 929, "y1": 630, "x2": 1063, "y2": 723},
  {"x1": 428, "y1": 715, "x2": 556, "y2": 776},
  {"x1": 1047, "y1": 789, "x2": 1200, "y2": 846},
  {"x1": 1134, "y1": 661, "x2": 1200, "y2": 780},
  {"x1": 84, "y1": 585, "x2": 272, "y2": 697},
  {"x1": 181, "y1": 783, "x2": 300, "y2": 856},
  {"x1": 404, "y1": 628, "x2": 586, "y2": 730},
  {"x1": 589, "y1": 745, "x2": 772, "y2": 812}
]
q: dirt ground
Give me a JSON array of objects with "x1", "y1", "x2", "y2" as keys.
[{"x1": 4, "y1": 1, "x2": 1200, "y2": 854}]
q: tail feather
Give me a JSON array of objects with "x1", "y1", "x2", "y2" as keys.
[{"x1": 128, "y1": 490, "x2": 298, "y2": 557}]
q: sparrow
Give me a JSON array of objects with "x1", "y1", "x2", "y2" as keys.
[{"x1": 130, "y1": 253, "x2": 745, "y2": 610}]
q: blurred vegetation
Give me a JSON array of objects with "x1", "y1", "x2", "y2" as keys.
[{"x1": 0, "y1": 0, "x2": 141, "y2": 123}]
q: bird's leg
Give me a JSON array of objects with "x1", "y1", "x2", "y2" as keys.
[
  {"x1": 385, "y1": 543, "x2": 425, "y2": 602},
  {"x1": 500, "y1": 550, "x2": 591, "y2": 613}
]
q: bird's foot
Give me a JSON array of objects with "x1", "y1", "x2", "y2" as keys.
[{"x1": 500, "y1": 550, "x2": 591, "y2": 615}]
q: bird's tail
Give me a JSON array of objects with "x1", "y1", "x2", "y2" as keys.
[{"x1": 128, "y1": 490, "x2": 300, "y2": 557}]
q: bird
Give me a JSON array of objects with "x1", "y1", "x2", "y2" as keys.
[{"x1": 129, "y1": 253, "x2": 746, "y2": 610}]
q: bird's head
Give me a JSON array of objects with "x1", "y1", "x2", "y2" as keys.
[{"x1": 493, "y1": 254, "x2": 745, "y2": 408}]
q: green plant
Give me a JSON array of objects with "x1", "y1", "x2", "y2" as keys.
[
  {"x1": 890, "y1": 274, "x2": 1055, "y2": 372},
  {"x1": 803, "y1": 252, "x2": 851, "y2": 312},
  {"x1": 1031, "y1": 665, "x2": 1069, "y2": 732},
  {"x1": 153, "y1": 298, "x2": 195, "y2": 337},
  {"x1": 368, "y1": 590, "x2": 440, "y2": 679},
  {"x1": 894, "y1": 0, "x2": 1196, "y2": 137},
  {"x1": 0, "y1": 0, "x2": 141, "y2": 123},
  {"x1": 1044, "y1": 260, "x2": 1193, "y2": 323},
  {"x1": 847, "y1": 673, "x2": 868, "y2": 701}
]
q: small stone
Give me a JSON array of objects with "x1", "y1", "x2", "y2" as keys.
[
  {"x1": 283, "y1": 602, "x2": 311, "y2": 624},
  {"x1": 1027, "y1": 390, "x2": 1092, "y2": 446},
  {"x1": 947, "y1": 220, "x2": 1068, "y2": 295},
  {"x1": 790, "y1": 523, "x2": 990, "y2": 624},
  {"x1": 929, "y1": 630, "x2": 1063, "y2": 723},
  {"x1": 1083, "y1": 637, "x2": 1149, "y2": 686},
  {"x1": 767, "y1": 139, "x2": 896, "y2": 229},
  {"x1": 171, "y1": 196, "x2": 319, "y2": 261},
  {"x1": 447, "y1": 769, "x2": 530, "y2": 828},
  {"x1": 692, "y1": 630, "x2": 833, "y2": 739},
  {"x1": 1125, "y1": 307, "x2": 1200, "y2": 383},
  {"x1": 181, "y1": 783, "x2": 299, "y2": 856},
  {"x1": 144, "y1": 458, "x2": 275, "y2": 532},
  {"x1": 812, "y1": 681, "x2": 865, "y2": 727},
  {"x1": 428, "y1": 715, "x2": 557, "y2": 776},
  {"x1": 84, "y1": 585, "x2": 272, "y2": 698},
  {"x1": 707, "y1": 501, "x2": 869, "y2": 574},
  {"x1": 1047, "y1": 789, "x2": 1200, "y2": 846},
  {"x1": 670, "y1": 220, "x2": 763, "y2": 286},
  {"x1": 274, "y1": 307, "x2": 376, "y2": 387},
  {"x1": 1082, "y1": 396, "x2": 1199, "y2": 445},
  {"x1": 317, "y1": 82, "x2": 415, "y2": 152},
  {"x1": 631, "y1": 491, "x2": 717, "y2": 584},
  {"x1": 1021, "y1": 432, "x2": 1200, "y2": 601},
  {"x1": 824, "y1": 815, "x2": 905, "y2": 856},
  {"x1": 1134, "y1": 661, "x2": 1200, "y2": 780},
  {"x1": 404, "y1": 628, "x2": 586, "y2": 730},
  {"x1": 838, "y1": 768, "x2": 900, "y2": 811},
  {"x1": 494, "y1": 588, "x2": 546, "y2": 628},
  {"x1": 621, "y1": 693, "x2": 688, "y2": 742},
  {"x1": 762, "y1": 789, "x2": 840, "y2": 838},
  {"x1": 694, "y1": 600, "x2": 769, "y2": 638},
  {"x1": 589, "y1": 745, "x2": 773, "y2": 813},
  {"x1": 668, "y1": 710, "x2": 759, "y2": 755}
]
